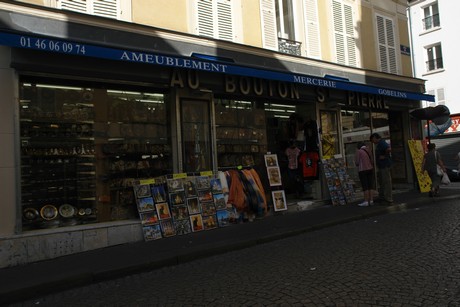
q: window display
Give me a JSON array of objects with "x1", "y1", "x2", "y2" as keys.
[
  {"x1": 19, "y1": 80, "x2": 171, "y2": 230},
  {"x1": 215, "y1": 99, "x2": 267, "y2": 168}
]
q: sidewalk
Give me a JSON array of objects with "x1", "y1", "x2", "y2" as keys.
[{"x1": 1, "y1": 184, "x2": 459, "y2": 305}]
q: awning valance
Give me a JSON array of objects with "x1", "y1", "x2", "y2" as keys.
[{"x1": 0, "y1": 31, "x2": 435, "y2": 102}]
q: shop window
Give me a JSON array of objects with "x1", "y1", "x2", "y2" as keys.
[
  {"x1": 19, "y1": 81, "x2": 171, "y2": 230},
  {"x1": 320, "y1": 110, "x2": 339, "y2": 158},
  {"x1": 214, "y1": 99, "x2": 267, "y2": 169},
  {"x1": 341, "y1": 110, "x2": 372, "y2": 188},
  {"x1": 181, "y1": 100, "x2": 212, "y2": 172}
]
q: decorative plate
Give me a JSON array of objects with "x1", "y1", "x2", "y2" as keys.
[
  {"x1": 40, "y1": 205, "x2": 58, "y2": 220},
  {"x1": 23, "y1": 208, "x2": 39, "y2": 221},
  {"x1": 59, "y1": 204, "x2": 76, "y2": 218}
]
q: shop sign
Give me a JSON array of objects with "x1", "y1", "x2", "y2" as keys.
[
  {"x1": 346, "y1": 92, "x2": 389, "y2": 110},
  {"x1": 0, "y1": 31, "x2": 434, "y2": 102}
]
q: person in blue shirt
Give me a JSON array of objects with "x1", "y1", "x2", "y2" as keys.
[{"x1": 370, "y1": 133, "x2": 393, "y2": 205}]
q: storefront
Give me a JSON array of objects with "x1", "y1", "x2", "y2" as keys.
[{"x1": 0, "y1": 4, "x2": 433, "y2": 267}]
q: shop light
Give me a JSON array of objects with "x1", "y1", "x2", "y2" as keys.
[
  {"x1": 139, "y1": 99, "x2": 164, "y2": 103},
  {"x1": 34, "y1": 84, "x2": 85, "y2": 90},
  {"x1": 107, "y1": 90, "x2": 141, "y2": 95},
  {"x1": 267, "y1": 103, "x2": 296, "y2": 108}
]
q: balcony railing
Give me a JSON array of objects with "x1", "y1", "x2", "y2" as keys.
[
  {"x1": 426, "y1": 57, "x2": 443, "y2": 71},
  {"x1": 422, "y1": 14, "x2": 440, "y2": 30},
  {"x1": 278, "y1": 38, "x2": 302, "y2": 56}
]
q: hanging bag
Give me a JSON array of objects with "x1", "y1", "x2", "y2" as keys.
[
  {"x1": 435, "y1": 151, "x2": 444, "y2": 176},
  {"x1": 441, "y1": 172, "x2": 451, "y2": 185}
]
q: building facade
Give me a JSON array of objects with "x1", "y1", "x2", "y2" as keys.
[
  {"x1": 0, "y1": 0, "x2": 432, "y2": 268},
  {"x1": 408, "y1": 0, "x2": 459, "y2": 114},
  {"x1": 407, "y1": 0, "x2": 460, "y2": 167}
]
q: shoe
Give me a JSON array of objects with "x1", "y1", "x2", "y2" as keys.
[{"x1": 358, "y1": 201, "x2": 369, "y2": 207}]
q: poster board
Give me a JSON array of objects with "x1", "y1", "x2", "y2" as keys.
[
  {"x1": 408, "y1": 140, "x2": 431, "y2": 193},
  {"x1": 322, "y1": 155, "x2": 356, "y2": 206},
  {"x1": 264, "y1": 154, "x2": 287, "y2": 212},
  {"x1": 134, "y1": 174, "x2": 233, "y2": 241}
]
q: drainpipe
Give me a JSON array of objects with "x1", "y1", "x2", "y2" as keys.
[{"x1": 407, "y1": 4, "x2": 417, "y2": 78}]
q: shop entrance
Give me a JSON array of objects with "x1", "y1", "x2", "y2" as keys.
[
  {"x1": 180, "y1": 99, "x2": 212, "y2": 172},
  {"x1": 342, "y1": 110, "x2": 407, "y2": 189}
]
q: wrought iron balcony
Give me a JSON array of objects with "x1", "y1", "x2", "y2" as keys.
[
  {"x1": 278, "y1": 38, "x2": 302, "y2": 56},
  {"x1": 423, "y1": 14, "x2": 440, "y2": 30},
  {"x1": 426, "y1": 57, "x2": 443, "y2": 71}
]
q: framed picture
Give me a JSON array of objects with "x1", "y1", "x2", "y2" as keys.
[
  {"x1": 190, "y1": 214, "x2": 204, "y2": 232},
  {"x1": 216, "y1": 210, "x2": 230, "y2": 227},
  {"x1": 264, "y1": 154, "x2": 278, "y2": 167},
  {"x1": 155, "y1": 202, "x2": 172, "y2": 220},
  {"x1": 171, "y1": 205, "x2": 189, "y2": 220},
  {"x1": 174, "y1": 219, "x2": 192, "y2": 235},
  {"x1": 134, "y1": 184, "x2": 151, "y2": 198},
  {"x1": 272, "y1": 190, "x2": 287, "y2": 212},
  {"x1": 267, "y1": 166, "x2": 282, "y2": 186},
  {"x1": 213, "y1": 193, "x2": 227, "y2": 210},
  {"x1": 169, "y1": 191, "x2": 186, "y2": 206},
  {"x1": 198, "y1": 189, "x2": 213, "y2": 203},
  {"x1": 137, "y1": 197, "x2": 155, "y2": 212},
  {"x1": 160, "y1": 219, "x2": 176, "y2": 237},
  {"x1": 202, "y1": 215, "x2": 218, "y2": 230},
  {"x1": 142, "y1": 224, "x2": 162, "y2": 241},
  {"x1": 186, "y1": 197, "x2": 201, "y2": 215},
  {"x1": 195, "y1": 176, "x2": 211, "y2": 190},
  {"x1": 167, "y1": 178, "x2": 184, "y2": 192},
  {"x1": 151, "y1": 184, "x2": 167, "y2": 203},
  {"x1": 201, "y1": 202, "x2": 216, "y2": 216},
  {"x1": 210, "y1": 178, "x2": 223, "y2": 194},
  {"x1": 139, "y1": 211, "x2": 159, "y2": 225},
  {"x1": 184, "y1": 178, "x2": 197, "y2": 197}
]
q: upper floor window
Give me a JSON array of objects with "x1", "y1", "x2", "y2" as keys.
[
  {"x1": 275, "y1": 0, "x2": 295, "y2": 40},
  {"x1": 332, "y1": 0, "x2": 357, "y2": 67},
  {"x1": 423, "y1": 2, "x2": 440, "y2": 30},
  {"x1": 56, "y1": 0, "x2": 127, "y2": 20},
  {"x1": 260, "y1": 0, "x2": 320, "y2": 58},
  {"x1": 193, "y1": 0, "x2": 241, "y2": 42},
  {"x1": 376, "y1": 14, "x2": 398, "y2": 74},
  {"x1": 426, "y1": 44, "x2": 443, "y2": 72},
  {"x1": 275, "y1": 0, "x2": 301, "y2": 55}
]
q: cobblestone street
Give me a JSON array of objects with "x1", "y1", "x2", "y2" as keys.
[{"x1": 9, "y1": 198, "x2": 460, "y2": 306}]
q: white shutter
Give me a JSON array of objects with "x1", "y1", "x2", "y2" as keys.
[
  {"x1": 217, "y1": 0, "x2": 233, "y2": 41},
  {"x1": 93, "y1": 0, "x2": 118, "y2": 19},
  {"x1": 332, "y1": 0, "x2": 345, "y2": 64},
  {"x1": 196, "y1": 0, "x2": 234, "y2": 42},
  {"x1": 437, "y1": 88, "x2": 445, "y2": 104},
  {"x1": 344, "y1": 4, "x2": 356, "y2": 66},
  {"x1": 260, "y1": 0, "x2": 278, "y2": 50},
  {"x1": 60, "y1": 0, "x2": 87, "y2": 13},
  {"x1": 58, "y1": 0, "x2": 120, "y2": 19},
  {"x1": 332, "y1": 0, "x2": 357, "y2": 67},
  {"x1": 376, "y1": 15, "x2": 397, "y2": 74},
  {"x1": 197, "y1": 0, "x2": 214, "y2": 38},
  {"x1": 303, "y1": 0, "x2": 320, "y2": 58}
]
